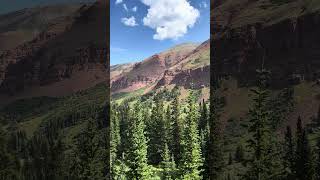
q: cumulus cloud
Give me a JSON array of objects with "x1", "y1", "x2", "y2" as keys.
[
  {"x1": 115, "y1": 0, "x2": 123, "y2": 5},
  {"x1": 121, "y1": 16, "x2": 138, "y2": 26},
  {"x1": 132, "y1": 6, "x2": 138, "y2": 12},
  {"x1": 123, "y1": 4, "x2": 128, "y2": 11},
  {"x1": 141, "y1": 0, "x2": 200, "y2": 40}
]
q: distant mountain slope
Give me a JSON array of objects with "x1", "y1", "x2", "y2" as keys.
[
  {"x1": 0, "y1": 1, "x2": 108, "y2": 105},
  {"x1": 110, "y1": 63, "x2": 135, "y2": 82},
  {"x1": 111, "y1": 41, "x2": 210, "y2": 100},
  {"x1": 212, "y1": 0, "x2": 320, "y2": 87},
  {"x1": 211, "y1": 0, "x2": 320, "y2": 128},
  {"x1": 0, "y1": 4, "x2": 86, "y2": 51}
]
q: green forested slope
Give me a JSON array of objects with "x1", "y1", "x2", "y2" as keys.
[{"x1": 0, "y1": 83, "x2": 109, "y2": 179}]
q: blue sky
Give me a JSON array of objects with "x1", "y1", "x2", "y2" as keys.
[{"x1": 110, "y1": 0, "x2": 210, "y2": 65}]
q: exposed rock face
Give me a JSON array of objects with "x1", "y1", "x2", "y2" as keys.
[
  {"x1": 212, "y1": 2, "x2": 320, "y2": 88},
  {"x1": 0, "y1": 1, "x2": 108, "y2": 98},
  {"x1": 111, "y1": 74, "x2": 154, "y2": 93},
  {"x1": 110, "y1": 43, "x2": 203, "y2": 93},
  {"x1": 156, "y1": 66, "x2": 210, "y2": 89}
]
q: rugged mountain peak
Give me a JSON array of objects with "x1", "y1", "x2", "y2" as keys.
[{"x1": 111, "y1": 41, "x2": 209, "y2": 95}]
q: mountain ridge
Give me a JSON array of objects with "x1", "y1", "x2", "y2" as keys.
[
  {"x1": 111, "y1": 40, "x2": 210, "y2": 100},
  {"x1": 0, "y1": 1, "x2": 108, "y2": 105}
]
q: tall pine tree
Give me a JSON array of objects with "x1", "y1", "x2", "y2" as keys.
[
  {"x1": 126, "y1": 103, "x2": 150, "y2": 179},
  {"x1": 316, "y1": 137, "x2": 320, "y2": 180},
  {"x1": 283, "y1": 126, "x2": 294, "y2": 179},
  {"x1": 245, "y1": 69, "x2": 282, "y2": 179},
  {"x1": 0, "y1": 123, "x2": 18, "y2": 180},
  {"x1": 148, "y1": 99, "x2": 166, "y2": 165},
  {"x1": 169, "y1": 96, "x2": 182, "y2": 164},
  {"x1": 295, "y1": 117, "x2": 316, "y2": 179},
  {"x1": 207, "y1": 79, "x2": 224, "y2": 180},
  {"x1": 161, "y1": 143, "x2": 176, "y2": 180},
  {"x1": 110, "y1": 104, "x2": 121, "y2": 177},
  {"x1": 180, "y1": 93, "x2": 203, "y2": 180}
]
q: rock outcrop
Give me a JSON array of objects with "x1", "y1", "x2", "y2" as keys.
[
  {"x1": 156, "y1": 66, "x2": 210, "y2": 89},
  {"x1": 110, "y1": 43, "x2": 204, "y2": 93},
  {"x1": 0, "y1": 1, "x2": 108, "y2": 98},
  {"x1": 212, "y1": 0, "x2": 320, "y2": 88}
]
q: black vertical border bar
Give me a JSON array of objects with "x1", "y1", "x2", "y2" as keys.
[
  {"x1": 210, "y1": 0, "x2": 216, "y2": 89},
  {"x1": 105, "y1": 0, "x2": 110, "y2": 178},
  {"x1": 107, "y1": 0, "x2": 111, "y2": 178}
]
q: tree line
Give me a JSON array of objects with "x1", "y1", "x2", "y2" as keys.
[{"x1": 0, "y1": 102, "x2": 109, "y2": 180}]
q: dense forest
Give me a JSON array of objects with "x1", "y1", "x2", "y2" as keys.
[
  {"x1": 111, "y1": 68, "x2": 320, "y2": 180},
  {"x1": 0, "y1": 71, "x2": 319, "y2": 180},
  {"x1": 0, "y1": 84, "x2": 109, "y2": 180},
  {"x1": 111, "y1": 88, "x2": 210, "y2": 179}
]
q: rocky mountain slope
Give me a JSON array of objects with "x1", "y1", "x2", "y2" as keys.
[
  {"x1": 211, "y1": 0, "x2": 320, "y2": 127},
  {"x1": 0, "y1": 4, "x2": 87, "y2": 51},
  {"x1": 111, "y1": 41, "x2": 210, "y2": 97},
  {"x1": 0, "y1": 0, "x2": 108, "y2": 104},
  {"x1": 212, "y1": 0, "x2": 320, "y2": 87}
]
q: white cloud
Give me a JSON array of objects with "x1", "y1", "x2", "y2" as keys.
[
  {"x1": 203, "y1": 2, "x2": 208, "y2": 8},
  {"x1": 132, "y1": 6, "x2": 138, "y2": 12},
  {"x1": 123, "y1": 4, "x2": 128, "y2": 11},
  {"x1": 121, "y1": 16, "x2": 138, "y2": 26},
  {"x1": 115, "y1": 0, "x2": 123, "y2": 5},
  {"x1": 141, "y1": 0, "x2": 200, "y2": 40}
]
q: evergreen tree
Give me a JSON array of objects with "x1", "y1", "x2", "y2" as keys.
[
  {"x1": 148, "y1": 99, "x2": 166, "y2": 165},
  {"x1": 199, "y1": 99, "x2": 210, "y2": 167},
  {"x1": 207, "y1": 85, "x2": 224, "y2": 180},
  {"x1": 114, "y1": 159, "x2": 129, "y2": 180},
  {"x1": 126, "y1": 103, "x2": 150, "y2": 179},
  {"x1": 316, "y1": 138, "x2": 320, "y2": 180},
  {"x1": 228, "y1": 153, "x2": 233, "y2": 165},
  {"x1": 27, "y1": 133, "x2": 51, "y2": 180},
  {"x1": 169, "y1": 96, "x2": 182, "y2": 164},
  {"x1": 165, "y1": 105, "x2": 171, "y2": 146},
  {"x1": 283, "y1": 126, "x2": 294, "y2": 179},
  {"x1": 199, "y1": 122, "x2": 209, "y2": 167},
  {"x1": 269, "y1": 87, "x2": 294, "y2": 129},
  {"x1": 302, "y1": 130, "x2": 315, "y2": 180},
  {"x1": 0, "y1": 123, "x2": 18, "y2": 180},
  {"x1": 119, "y1": 102, "x2": 130, "y2": 157},
  {"x1": 161, "y1": 143, "x2": 176, "y2": 180},
  {"x1": 245, "y1": 69, "x2": 282, "y2": 180},
  {"x1": 294, "y1": 116, "x2": 303, "y2": 179},
  {"x1": 199, "y1": 99, "x2": 208, "y2": 132},
  {"x1": 111, "y1": 104, "x2": 121, "y2": 177},
  {"x1": 46, "y1": 136, "x2": 65, "y2": 179},
  {"x1": 295, "y1": 127, "x2": 315, "y2": 180},
  {"x1": 235, "y1": 144, "x2": 245, "y2": 163},
  {"x1": 70, "y1": 118, "x2": 106, "y2": 179},
  {"x1": 180, "y1": 93, "x2": 203, "y2": 180}
]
